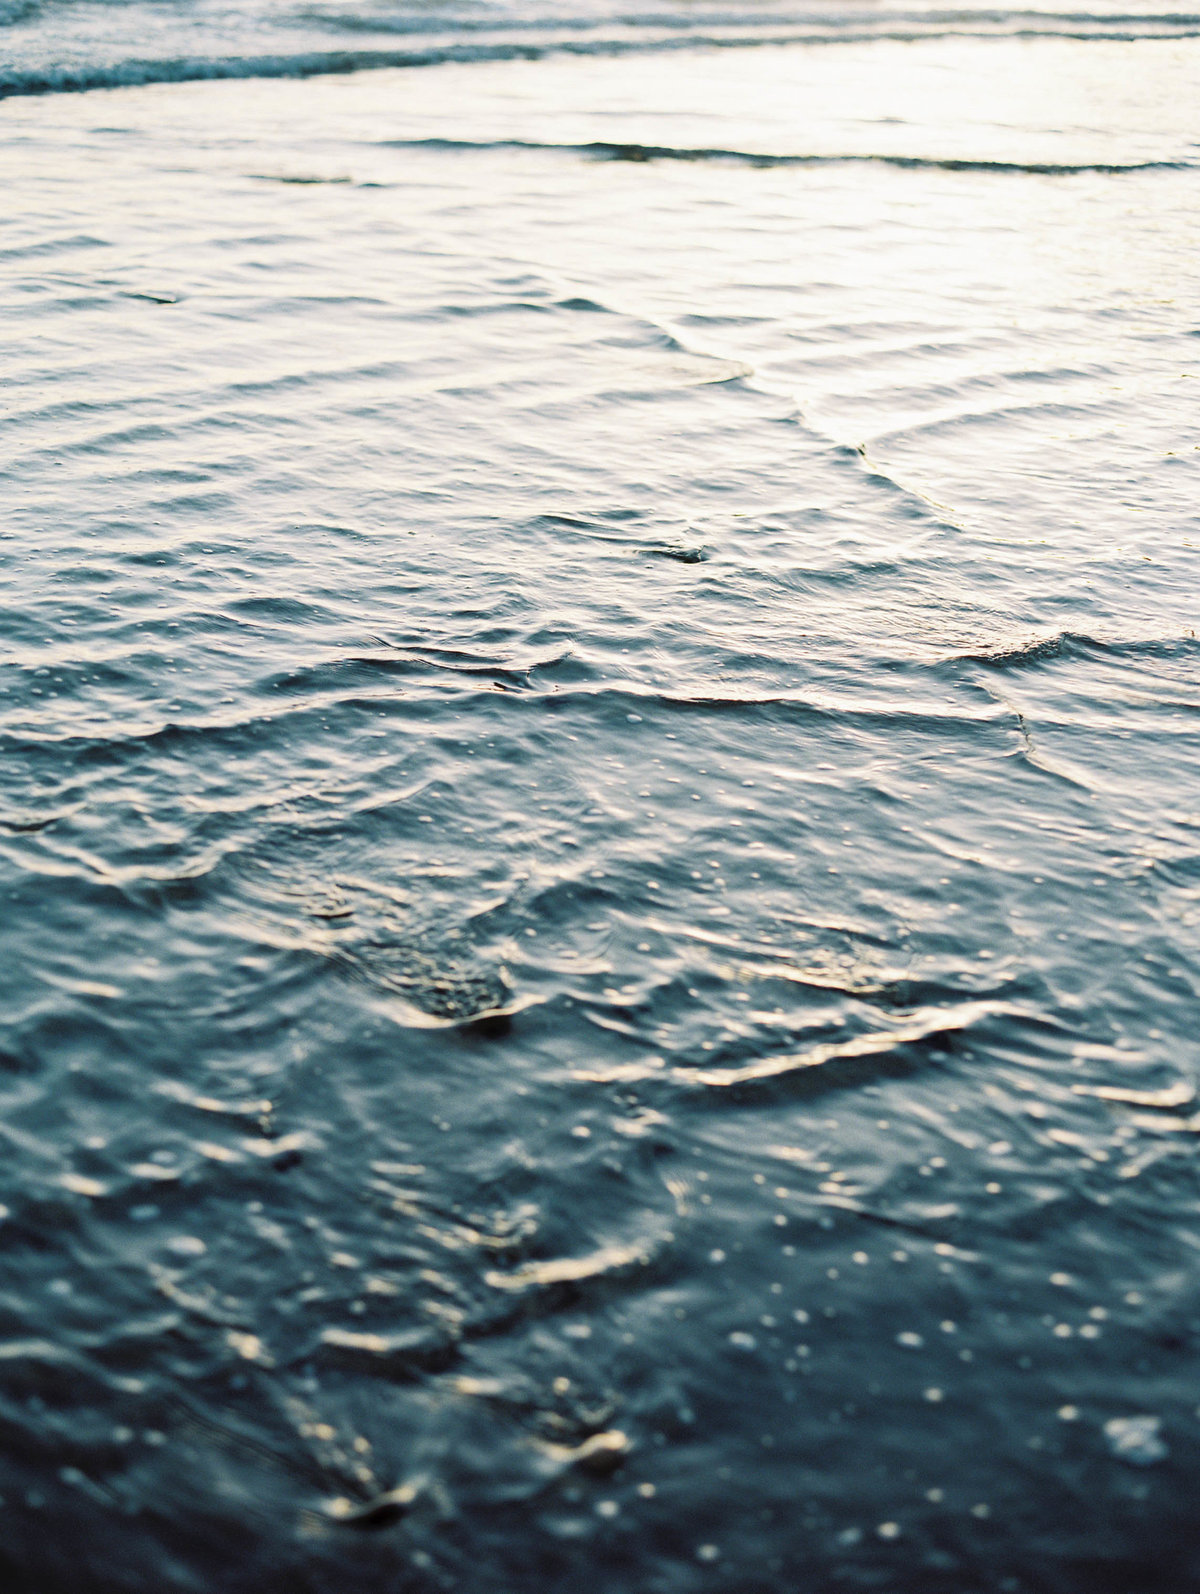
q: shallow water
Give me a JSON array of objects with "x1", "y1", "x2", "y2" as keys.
[{"x1": 2, "y1": 24, "x2": 1200, "y2": 1594}]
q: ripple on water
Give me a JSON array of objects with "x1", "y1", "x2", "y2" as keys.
[{"x1": 2, "y1": 35, "x2": 1200, "y2": 1594}]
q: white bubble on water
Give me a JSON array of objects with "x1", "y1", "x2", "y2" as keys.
[
  {"x1": 1104, "y1": 1415, "x2": 1167, "y2": 1466},
  {"x1": 167, "y1": 1235, "x2": 206, "y2": 1256}
]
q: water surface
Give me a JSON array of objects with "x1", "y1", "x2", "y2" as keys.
[{"x1": 2, "y1": 24, "x2": 1200, "y2": 1594}]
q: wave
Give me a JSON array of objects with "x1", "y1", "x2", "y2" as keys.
[
  {"x1": 386, "y1": 136, "x2": 1195, "y2": 174},
  {"x1": 571, "y1": 998, "x2": 1012, "y2": 1093},
  {"x1": 944, "y1": 629, "x2": 1200, "y2": 666},
  {"x1": 5, "y1": 13, "x2": 1200, "y2": 99}
]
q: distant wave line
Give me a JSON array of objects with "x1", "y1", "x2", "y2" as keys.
[
  {"x1": 290, "y1": 8, "x2": 1200, "y2": 37},
  {"x1": 389, "y1": 136, "x2": 1196, "y2": 174},
  {"x1": 5, "y1": 22, "x2": 1200, "y2": 99}
]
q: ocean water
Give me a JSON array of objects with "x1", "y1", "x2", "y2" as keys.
[{"x1": 2, "y1": 8, "x2": 1200, "y2": 1593}]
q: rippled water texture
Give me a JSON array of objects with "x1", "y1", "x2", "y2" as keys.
[{"x1": 2, "y1": 32, "x2": 1200, "y2": 1594}]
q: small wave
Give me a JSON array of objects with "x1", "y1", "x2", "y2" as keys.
[
  {"x1": 485, "y1": 1237, "x2": 655, "y2": 1291},
  {"x1": 680, "y1": 999, "x2": 1006, "y2": 1092},
  {"x1": 317, "y1": 1323, "x2": 459, "y2": 1373},
  {"x1": 0, "y1": 45, "x2": 538, "y2": 99},
  {"x1": 392, "y1": 136, "x2": 1193, "y2": 175},
  {"x1": 946, "y1": 629, "x2": 1200, "y2": 667},
  {"x1": 340, "y1": 940, "x2": 513, "y2": 1023},
  {"x1": 951, "y1": 631, "x2": 1098, "y2": 665}
]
